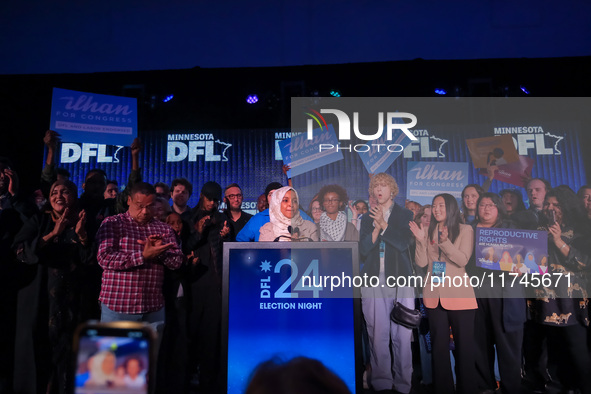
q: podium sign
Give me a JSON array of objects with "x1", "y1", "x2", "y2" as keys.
[{"x1": 222, "y1": 242, "x2": 361, "y2": 393}]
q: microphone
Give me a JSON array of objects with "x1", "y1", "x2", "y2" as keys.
[{"x1": 274, "y1": 226, "x2": 298, "y2": 242}]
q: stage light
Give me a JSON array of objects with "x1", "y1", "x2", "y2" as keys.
[
  {"x1": 329, "y1": 89, "x2": 341, "y2": 97},
  {"x1": 163, "y1": 94, "x2": 174, "y2": 103},
  {"x1": 246, "y1": 94, "x2": 259, "y2": 104},
  {"x1": 520, "y1": 86, "x2": 530, "y2": 95},
  {"x1": 434, "y1": 89, "x2": 447, "y2": 95}
]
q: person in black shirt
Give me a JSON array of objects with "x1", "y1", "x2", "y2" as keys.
[{"x1": 223, "y1": 183, "x2": 252, "y2": 239}]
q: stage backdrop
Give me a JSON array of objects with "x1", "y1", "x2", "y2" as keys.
[{"x1": 50, "y1": 119, "x2": 587, "y2": 212}]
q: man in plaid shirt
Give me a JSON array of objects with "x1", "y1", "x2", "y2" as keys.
[{"x1": 96, "y1": 182, "x2": 183, "y2": 324}]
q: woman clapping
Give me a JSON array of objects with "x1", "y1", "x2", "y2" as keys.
[
  {"x1": 410, "y1": 193, "x2": 477, "y2": 394},
  {"x1": 13, "y1": 180, "x2": 91, "y2": 394}
]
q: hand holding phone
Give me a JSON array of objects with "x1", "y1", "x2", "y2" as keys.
[{"x1": 548, "y1": 210, "x2": 556, "y2": 226}]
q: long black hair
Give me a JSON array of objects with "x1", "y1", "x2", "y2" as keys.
[
  {"x1": 474, "y1": 192, "x2": 508, "y2": 228},
  {"x1": 545, "y1": 187, "x2": 591, "y2": 237},
  {"x1": 428, "y1": 193, "x2": 462, "y2": 244}
]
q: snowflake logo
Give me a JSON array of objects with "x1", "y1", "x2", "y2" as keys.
[{"x1": 260, "y1": 260, "x2": 272, "y2": 272}]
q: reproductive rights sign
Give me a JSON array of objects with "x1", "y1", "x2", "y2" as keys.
[
  {"x1": 475, "y1": 228, "x2": 548, "y2": 273},
  {"x1": 50, "y1": 87, "x2": 137, "y2": 146}
]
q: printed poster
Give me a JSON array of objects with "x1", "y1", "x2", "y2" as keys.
[
  {"x1": 278, "y1": 124, "x2": 343, "y2": 177},
  {"x1": 356, "y1": 124, "x2": 413, "y2": 174},
  {"x1": 478, "y1": 155, "x2": 535, "y2": 188},
  {"x1": 466, "y1": 134, "x2": 519, "y2": 169},
  {"x1": 50, "y1": 87, "x2": 138, "y2": 146},
  {"x1": 475, "y1": 227, "x2": 548, "y2": 273},
  {"x1": 406, "y1": 161, "x2": 469, "y2": 205}
]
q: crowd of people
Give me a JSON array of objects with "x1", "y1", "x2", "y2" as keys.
[{"x1": 1, "y1": 130, "x2": 591, "y2": 394}]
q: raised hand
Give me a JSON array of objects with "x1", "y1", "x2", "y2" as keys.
[
  {"x1": 409, "y1": 221, "x2": 425, "y2": 240},
  {"x1": 131, "y1": 138, "x2": 142, "y2": 156},
  {"x1": 282, "y1": 164, "x2": 291, "y2": 176},
  {"x1": 3, "y1": 168, "x2": 18, "y2": 196},
  {"x1": 486, "y1": 162, "x2": 498, "y2": 181},
  {"x1": 43, "y1": 130, "x2": 61, "y2": 148},
  {"x1": 195, "y1": 215, "x2": 211, "y2": 234},
  {"x1": 348, "y1": 200, "x2": 359, "y2": 219},
  {"x1": 220, "y1": 220, "x2": 230, "y2": 238}
]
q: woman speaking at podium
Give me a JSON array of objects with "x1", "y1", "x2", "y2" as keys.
[{"x1": 259, "y1": 186, "x2": 318, "y2": 242}]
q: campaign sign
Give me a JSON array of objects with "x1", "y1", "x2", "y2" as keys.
[
  {"x1": 222, "y1": 242, "x2": 361, "y2": 394},
  {"x1": 475, "y1": 228, "x2": 548, "y2": 273},
  {"x1": 278, "y1": 124, "x2": 343, "y2": 177},
  {"x1": 357, "y1": 125, "x2": 412, "y2": 174},
  {"x1": 406, "y1": 161, "x2": 469, "y2": 205},
  {"x1": 50, "y1": 87, "x2": 137, "y2": 146},
  {"x1": 478, "y1": 155, "x2": 535, "y2": 188},
  {"x1": 466, "y1": 134, "x2": 519, "y2": 168}
]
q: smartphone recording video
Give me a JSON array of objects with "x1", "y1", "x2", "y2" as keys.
[
  {"x1": 549, "y1": 210, "x2": 556, "y2": 226},
  {"x1": 73, "y1": 322, "x2": 155, "y2": 394}
]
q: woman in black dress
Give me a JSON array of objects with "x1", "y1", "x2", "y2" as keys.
[
  {"x1": 12, "y1": 180, "x2": 90, "y2": 394},
  {"x1": 530, "y1": 187, "x2": 591, "y2": 393}
]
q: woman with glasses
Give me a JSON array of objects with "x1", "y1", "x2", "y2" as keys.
[
  {"x1": 410, "y1": 193, "x2": 477, "y2": 394},
  {"x1": 307, "y1": 195, "x2": 322, "y2": 224},
  {"x1": 530, "y1": 187, "x2": 591, "y2": 393},
  {"x1": 471, "y1": 192, "x2": 526, "y2": 394},
  {"x1": 317, "y1": 184, "x2": 359, "y2": 242}
]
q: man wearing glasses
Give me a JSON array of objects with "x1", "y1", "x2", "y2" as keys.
[
  {"x1": 223, "y1": 183, "x2": 252, "y2": 239},
  {"x1": 96, "y1": 182, "x2": 183, "y2": 325}
]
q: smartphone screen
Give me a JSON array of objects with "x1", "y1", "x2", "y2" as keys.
[
  {"x1": 549, "y1": 210, "x2": 556, "y2": 226},
  {"x1": 73, "y1": 323, "x2": 153, "y2": 394}
]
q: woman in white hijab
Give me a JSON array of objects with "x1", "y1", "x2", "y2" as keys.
[
  {"x1": 85, "y1": 350, "x2": 117, "y2": 387},
  {"x1": 259, "y1": 186, "x2": 318, "y2": 242}
]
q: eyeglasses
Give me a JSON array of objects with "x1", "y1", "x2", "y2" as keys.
[
  {"x1": 323, "y1": 198, "x2": 340, "y2": 204},
  {"x1": 311, "y1": 207, "x2": 322, "y2": 212},
  {"x1": 479, "y1": 203, "x2": 497, "y2": 210},
  {"x1": 226, "y1": 194, "x2": 243, "y2": 200},
  {"x1": 132, "y1": 201, "x2": 154, "y2": 211}
]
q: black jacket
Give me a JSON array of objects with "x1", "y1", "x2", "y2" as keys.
[{"x1": 359, "y1": 203, "x2": 414, "y2": 278}]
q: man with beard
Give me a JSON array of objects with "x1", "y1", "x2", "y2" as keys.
[
  {"x1": 185, "y1": 181, "x2": 230, "y2": 393},
  {"x1": 171, "y1": 178, "x2": 193, "y2": 222},
  {"x1": 223, "y1": 183, "x2": 252, "y2": 239}
]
